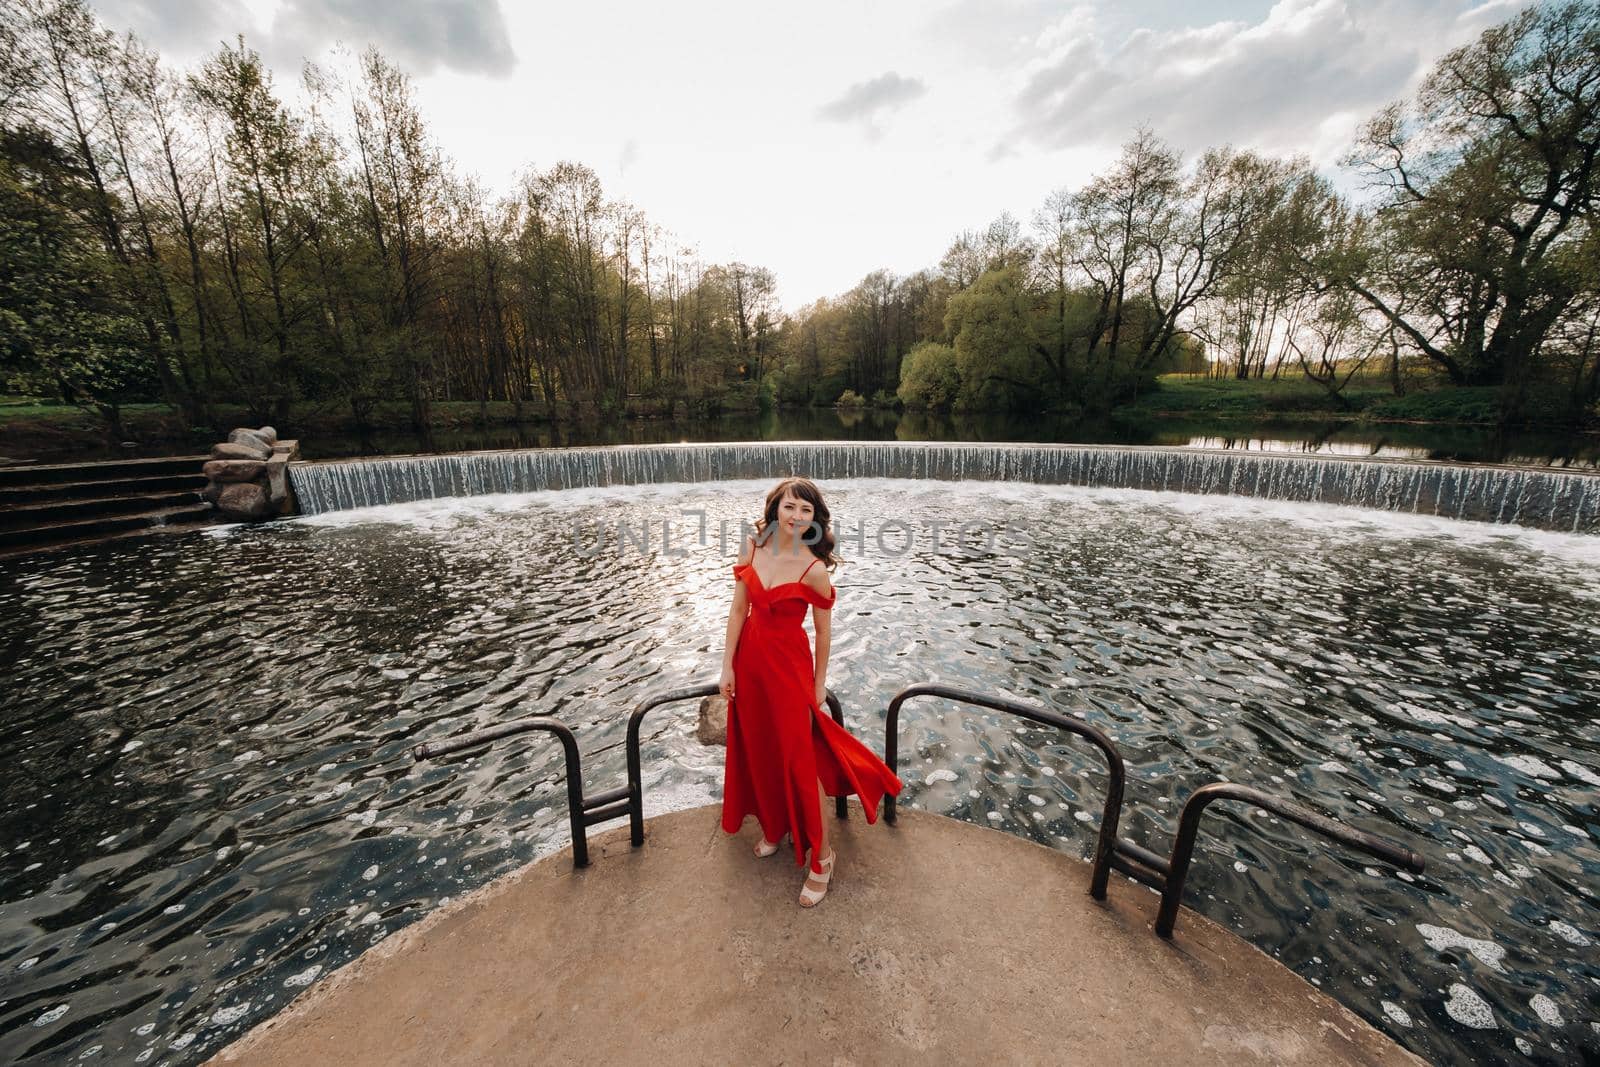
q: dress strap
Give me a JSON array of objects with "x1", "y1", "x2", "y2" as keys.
[{"x1": 800, "y1": 557, "x2": 818, "y2": 580}]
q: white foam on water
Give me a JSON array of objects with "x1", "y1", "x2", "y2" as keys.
[
  {"x1": 925, "y1": 769, "x2": 958, "y2": 784},
  {"x1": 1529, "y1": 994, "x2": 1564, "y2": 1026},
  {"x1": 169, "y1": 1032, "x2": 195, "y2": 1050},
  {"x1": 285, "y1": 964, "x2": 323, "y2": 988},
  {"x1": 1416, "y1": 923, "x2": 1506, "y2": 971},
  {"x1": 1443, "y1": 983, "x2": 1497, "y2": 1029},
  {"x1": 1559, "y1": 760, "x2": 1600, "y2": 787},
  {"x1": 33, "y1": 1004, "x2": 68, "y2": 1026},
  {"x1": 1549, "y1": 920, "x2": 1592, "y2": 946},
  {"x1": 1380, "y1": 1001, "x2": 1413, "y2": 1027},
  {"x1": 1496, "y1": 755, "x2": 1561, "y2": 779},
  {"x1": 361, "y1": 865, "x2": 378, "y2": 881},
  {"x1": 210, "y1": 1002, "x2": 250, "y2": 1026}
]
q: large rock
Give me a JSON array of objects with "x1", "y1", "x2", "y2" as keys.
[
  {"x1": 201, "y1": 481, "x2": 226, "y2": 504},
  {"x1": 696, "y1": 694, "x2": 728, "y2": 746},
  {"x1": 256, "y1": 425, "x2": 279, "y2": 446},
  {"x1": 203, "y1": 459, "x2": 267, "y2": 483},
  {"x1": 217, "y1": 482, "x2": 271, "y2": 520},
  {"x1": 212, "y1": 440, "x2": 270, "y2": 461},
  {"x1": 228, "y1": 428, "x2": 274, "y2": 453},
  {"x1": 266, "y1": 454, "x2": 292, "y2": 509}
]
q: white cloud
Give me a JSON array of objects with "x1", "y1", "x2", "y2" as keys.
[
  {"x1": 817, "y1": 71, "x2": 928, "y2": 132},
  {"x1": 83, "y1": 0, "x2": 1541, "y2": 310},
  {"x1": 1002, "y1": 0, "x2": 1539, "y2": 165}
]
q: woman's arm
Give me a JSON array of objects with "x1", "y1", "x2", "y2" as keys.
[
  {"x1": 806, "y1": 566, "x2": 833, "y2": 707},
  {"x1": 719, "y1": 537, "x2": 754, "y2": 700}
]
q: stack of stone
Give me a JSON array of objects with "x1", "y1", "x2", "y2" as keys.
[{"x1": 202, "y1": 426, "x2": 299, "y2": 521}]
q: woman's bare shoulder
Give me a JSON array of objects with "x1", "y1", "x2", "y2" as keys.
[
  {"x1": 803, "y1": 559, "x2": 834, "y2": 596},
  {"x1": 735, "y1": 534, "x2": 756, "y2": 566}
]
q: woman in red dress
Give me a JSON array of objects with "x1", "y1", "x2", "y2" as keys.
[{"x1": 718, "y1": 477, "x2": 904, "y2": 907}]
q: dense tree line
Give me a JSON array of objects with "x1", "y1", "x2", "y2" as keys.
[
  {"x1": 0, "y1": 0, "x2": 783, "y2": 436},
  {"x1": 2, "y1": 1, "x2": 1597, "y2": 435},
  {"x1": 796, "y1": 2, "x2": 1600, "y2": 423}
]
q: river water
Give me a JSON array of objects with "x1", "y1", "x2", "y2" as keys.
[{"x1": 1, "y1": 480, "x2": 1597, "y2": 1063}]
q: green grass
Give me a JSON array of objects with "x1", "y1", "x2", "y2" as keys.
[
  {"x1": 1124, "y1": 375, "x2": 1534, "y2": 424},
  {"x1": 0, "y1": 396, "x2": 176, "y2": 421},
  {"x1": 1362, "y1": 387, "x2": 1504, "y2": 423},
  {"x1": 1124, "y1": 376, "x2": 1396, "y2": 417}
]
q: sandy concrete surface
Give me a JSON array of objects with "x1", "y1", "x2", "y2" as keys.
[{"x1": 209, "y1": 804, "x2": 1427, "y2": 1066}]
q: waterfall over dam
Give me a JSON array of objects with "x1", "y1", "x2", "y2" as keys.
[{"x1": 285, "y1": 441, "x2": 1600, "y2": 533}]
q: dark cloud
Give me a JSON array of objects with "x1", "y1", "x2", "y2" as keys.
[
  {"x1": 92, "y1": 0, "x2": 257, "y2": 59},
  {"x1": 94, "y1": 0, "x2": 516, "y2": 77},
  {"x1": 817, "y1": 71, "x2": 927, "y2": 125},
  {"x1": 269, "y1": 0, "x2": 516, "y2": 77},
  {"x1": 1001, "y1": 0, "x2": 1539, "y2": 160}
]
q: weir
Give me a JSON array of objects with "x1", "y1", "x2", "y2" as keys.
[{"x1": 286, "y1": 440, "x2": 1600, "y2": 532}]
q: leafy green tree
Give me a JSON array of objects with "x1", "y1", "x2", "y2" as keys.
[
  {"x1": 1345, "y1": 0, "x2": 1600, "y2": 415},
  {"x1": 945, "y1": 265, "x2": 1051, "y2": 412},
  {"x1": 896, "y1": 340, "x2": 959, "y2": 410},
  {"x1": 0, "y1": 126, "x2": 155, "y2": 438}
]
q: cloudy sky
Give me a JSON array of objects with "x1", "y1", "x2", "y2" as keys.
[{"x1": 96, "y1": 0, "x2": 1533, "y2": 311}]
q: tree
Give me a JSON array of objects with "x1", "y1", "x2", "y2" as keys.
[
  {"x1": 1345, "y1": 1, "x2": 1600, "y2": 415},
  {"x1": 896, "y1": 340, "x2": 959, "y2": 409},
  {"x1": 0, "y1": 126, "x2": 156, "y2": 438}
]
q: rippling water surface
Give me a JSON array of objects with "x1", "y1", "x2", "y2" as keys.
[{"x1": 1, "y1": 480, "x2": 1598, "y2": 1064}]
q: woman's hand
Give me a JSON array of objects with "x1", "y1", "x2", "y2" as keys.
[{"x1": 719, "y1": 664, "x2": 735, "y2": 703}]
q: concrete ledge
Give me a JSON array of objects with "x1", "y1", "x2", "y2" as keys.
[{"x1": 208, "y1": 805, "x2": 1424, "y2": 1066}]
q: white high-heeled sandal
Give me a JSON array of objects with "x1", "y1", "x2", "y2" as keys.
[
  {"x1": 799, "y1": 848, "x2": 834, "y2": 907},
  {"x1": 754, "y1": 831, "x2": 788, "y2": 857}
]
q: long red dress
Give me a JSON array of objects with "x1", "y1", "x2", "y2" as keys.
[{"x1": 720, "y1": 555, "x2": 905, "y2": 870}]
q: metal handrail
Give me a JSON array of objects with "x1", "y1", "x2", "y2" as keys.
[
  {"x1": 1151, "y1": 782, "x2": 1426, "y2": 938},
  {"x1": 883, "y1": 682, "x2": 1127, "y2": 900},
  {"x1": 627, "y1": 684, "x2": 851, "y2": 846},
  {"x1": 414, "y1": 682, "x2": 852, "y2": 867},
  {"x1": 413, "y1": 717, "x2": 593, "y2": 864},
  {"x1": 414, "y1": 676, "x2": 1428, "y2": 946}
]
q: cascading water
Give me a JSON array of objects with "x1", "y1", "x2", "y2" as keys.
[{"x1": 286, "y1": 441, "x2": 1600, "y2": 533}]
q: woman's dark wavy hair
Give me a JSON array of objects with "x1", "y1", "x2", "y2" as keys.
[{"x1": 752, "y1": 477, "x2": 839, "y2": 569}]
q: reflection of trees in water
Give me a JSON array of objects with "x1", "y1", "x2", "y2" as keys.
[{"x1": 298, "y1": 408, "x2": 1599, "y2": 468}]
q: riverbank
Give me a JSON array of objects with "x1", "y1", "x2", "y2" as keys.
[
  {"x1": 3, "y1": 380, "x2": 1596, "y2": 467},
  {"x1": 1121, "y1": 375, "x2": 1598, "y2": 427},
  {"x1": 0, "y1": 398, "x2": 561, "y2": 464}
]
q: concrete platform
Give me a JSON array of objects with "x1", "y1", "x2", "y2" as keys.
[{"x1": 209, "y1": 805, "x2": 1426, "y2": 1066}]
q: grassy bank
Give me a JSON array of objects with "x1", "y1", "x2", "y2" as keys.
[
  {"x1": 1121, "y1": 376, "x2": 1592, "y2": 427},
  {"x1": 0, "y1": 397, "x2": 567, "y2": 463}
]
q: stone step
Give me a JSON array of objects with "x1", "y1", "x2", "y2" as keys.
[
  {"x1": 0, "y1": 489, "x2": 206, "y2": 530},
  {"x1": 0, "y1": 502, "x2": 216, "y2": 552},
  {"x1": 0, "y1": 472, "x2": 208, "y2": 506},
  {"x1": 0, "y1": 454, "x2": 208, "y2": 488}
]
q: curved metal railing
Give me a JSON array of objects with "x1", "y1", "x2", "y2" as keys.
[
  {"x1": 883, "y1": 682, "x2": 1127, "y2": 899},
  {"x1": 414, "y1": 682, "x2": 850, "y2": 867},
  {"x1": 413, "y1": 675, "x2": 1427, "y2": 941}
]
